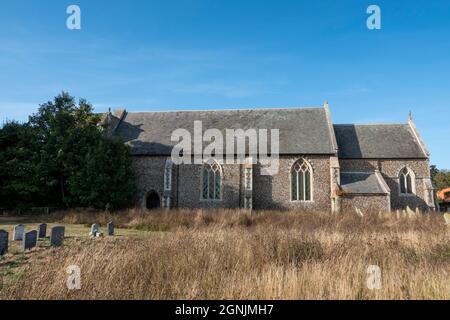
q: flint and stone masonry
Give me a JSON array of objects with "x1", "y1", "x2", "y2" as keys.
[{"x1": 101, "y1": 103, "x2": 436, "y2": 213}]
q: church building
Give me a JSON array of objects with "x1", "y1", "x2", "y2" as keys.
[{"x1": 101, "y1": 103, "x2": 436, "y2": 213}]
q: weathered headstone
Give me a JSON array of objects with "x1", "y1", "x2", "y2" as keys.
[
  {"x1": 50, "y1": 226, "x2": 65, "y2": 247},
  {"x1": 89, "y1": 224, "x2": 100, "y2": 238},
  {"x1": 13, "y1": 224, "x2": 25, "y2": 241},
  {"x1": 23, "y1": 230, "x2": 37, "y2": 251},
  {"x1": 107, "y1": 221, "x2": 114, "y2": 236},
  {"x1": 406, "y1": 206, "x2": 415, "y2": 218},
  {"x1": 89, "y1": 223, "x2": 100, "y2": 237},
  {"x1": 38, "y1": 223, "x2": 47, "y2": 238},
  {"x1": 444, "y1": 213, "x2": 450, "y2": 225},
  {"x1": 0, "y1": 230, "x2": 8, "y2": 256},
  {"x1": 355, "y1": 207, "x2": 364, "y2": 217}
]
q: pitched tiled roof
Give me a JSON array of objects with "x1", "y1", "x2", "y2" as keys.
[
  {"x1": 334, "y1": 124, "x2": 428, "y2": 159},
  {"x1": 113, "y1": 108, "x2": 337, "y2": 156},
  {"x1": 340, "y1": 172, "x2": 389, "y2": 195}
]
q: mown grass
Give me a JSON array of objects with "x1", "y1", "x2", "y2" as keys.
[{"x1": 0, "y1": 209, "x2": 449, "y2": 300}]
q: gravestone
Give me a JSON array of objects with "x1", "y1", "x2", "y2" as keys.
[
  {"x1": 89, "y1": 224, "x2": 100, "y2": 238},
  {"x1": 406, "y1": 206, "x2": 415, "y2": 218},
  {"x1": 107, "y1": 221, "x2": 114, "y2": 236},
  {"x1": 38, "y1": 223, "x2": 47, "y2": 238},
  {"x1": 0, "y1": 230, "x2": 8, "y2": 256},
  {"x1": 23, "y1": 230, "x2": 37, "y2": 251},
  {"x1": 444, "y1": 213, "x2": 450, "y2": 225},
  {"x1": 355, "y1": 207, "x2": 364, "y2": 217},
  {"x1": 50, "y1": 226, "x2": 65, "y2": 247},
  {"x1": 13, "y1": 225, "x2": 25, "y2": 241}
]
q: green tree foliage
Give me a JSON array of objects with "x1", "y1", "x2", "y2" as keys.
[
  {"x1": 0, "y1": 122, "x2": 41, "y2": 209},
  {"x1": 0, "y1": 92, "x2": 135, "y2": 210},
  {"x1": 430, "y1": 165, "x2": 449, "y2": 190},
  {"x1": 430, "y1": 165, "x2": 450, "y2": 192}
]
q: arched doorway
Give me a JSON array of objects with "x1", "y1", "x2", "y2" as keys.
[{"x1": 146, "y1": 191, "x2": 161, "y2": 210}]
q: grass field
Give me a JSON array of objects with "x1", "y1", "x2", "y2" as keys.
[{"x1": 0, "y1": 209, "x2": 449, "y2": 300}]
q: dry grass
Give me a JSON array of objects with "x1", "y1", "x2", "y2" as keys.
[{"x1": 0, "y1": 209, "x2": 449, "y2": 300}]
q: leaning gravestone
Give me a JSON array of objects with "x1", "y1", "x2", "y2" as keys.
[
  {"x1": 23, "y1": 230, "x2": 37, "y2": 251},
  {"x1": 107, "y1": 221, "x2": 114, "y2": 236},
  {"x1": 355, "y1": 207, "x2": 364, "y2": 217},
  {"x1": 444, "y1": 213, "x2": 450, "y2": 225},
  {"x1": 0, "y1": 230, "x2": 8, "y2": 256},
  {"x1": 13, "y1": 224, "x2": 25, "y2": 241},
  {"x1": 50, "y1": 226, "x2": 65, "y2": 247},
  {"x1": 38, "y1": 223, "x2": 47, "y2": 238},
  {"x1": 89, "y1": 224, "x2": 100, "y2": 238}
]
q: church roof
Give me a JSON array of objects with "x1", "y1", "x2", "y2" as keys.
[
  {"x1": 334, "y1": 124, "x2": 428, "y2": 159},
  {"x1": 113, "y1": 107, "x2": 337, "y2": 156},
  {"x1": 340, "y1": 171, "x2": 390, "y2": 195}
]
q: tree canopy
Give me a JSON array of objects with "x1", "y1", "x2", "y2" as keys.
[
  {"x1": 431, "y1": 165, "x2": 450, "y2": 192},
  {"x1": 0, "y1": 92, "x2": 135, "y2": 210}
]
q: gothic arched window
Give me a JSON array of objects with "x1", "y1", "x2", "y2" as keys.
[
  {"x1": 291, "y1": 159, "x2": 313, "y2": 201},
  {"x1": 399, "y1": 167, "x2": 415, "y2": 195},
  {"x1": 201, "y1": 160, "x2": 222, "y2": 200}
]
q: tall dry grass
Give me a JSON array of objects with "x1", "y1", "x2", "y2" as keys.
[{"x1": 1, "y1": 209, "x2": 449, "y2": 300}]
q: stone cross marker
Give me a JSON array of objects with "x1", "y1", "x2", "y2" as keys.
[
  {"x1": 89, "y1": 224, "x2": 100, "y2": 237},
  {"x1": 38, "y1": 223, "x2": 47, "y2": 238},
  {"x1": 0, "y1": 230, "x2": 8, "y2": 256},
  {"x1": 50, "y1": 226, "x2": 65, "y2": 247},
  {"x1": 107, "y1": 221, "x2": 114, "y2": 236},
  {"x1": 13, "y1": 225, "x2": 25, "y2": 241},
  {"x1": 23, "y1": 230, "x2": 37, "y2": 251}
]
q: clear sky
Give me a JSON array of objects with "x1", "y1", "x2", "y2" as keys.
[{"x1": 0, "y1": 0, "x2": 449, "y2": 168}]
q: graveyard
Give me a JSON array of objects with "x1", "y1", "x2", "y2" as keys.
[
  {"x1": 0, "y1": 209, "x2": 449, "y2": 300},
  {"x1": 0, "y1": 217, "x2": 143, "y2": 256},
  {"x1": 0, "y1": 216, "x2": 145, "y2": 296}
]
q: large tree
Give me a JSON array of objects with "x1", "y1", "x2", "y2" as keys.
[
  {"x1": 431, "y1": 165, "x2": 450, "y2": 191},
  {"x1": 0, "y1": 122, "x2": 42, "y2": 209},
  {"x1": 0, "y1": 92, "x2": 135, "y2": 210}
]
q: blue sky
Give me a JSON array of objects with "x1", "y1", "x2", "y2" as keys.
[{"x1": 0, "y1": 0, "x2": 449, "y2": 168}]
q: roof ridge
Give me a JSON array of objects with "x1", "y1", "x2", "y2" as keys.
[
  {"x1": 334, "y1": 123, "x2": 406, "y2": 127},
  {"x1": 125, "y1": 106, "x2": 324, "y2": 114}
]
